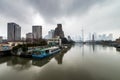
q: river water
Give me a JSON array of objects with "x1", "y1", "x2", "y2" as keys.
[{"x1": 0, "y1": 43, "x2": 120, "y2": 80}]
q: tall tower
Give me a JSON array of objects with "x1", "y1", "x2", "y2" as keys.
[
  {"x1": 54, "y1": 24, "x2": 64, "y2": 38},
  {"x1": 48, "y1": 30, "x2": 55, "y2": 39},
  {"x1": 26, "y1": 33, "x2": 33, "y2": 42},
  {"x1": 7, "y1": 22, "x2": 21, "y2": 41},
  {"x1": 0, "y1": 36, "x2": 3, "y2": 43},
  {"x1": 32, "y1": 25, "x2": 42, "y2": 40},
  {"x1": 92, "y1": 34, "x2": 95, "y2": 43},
  {"x1": 81, "y1": 29, "x2": 84, "y2": 42}
]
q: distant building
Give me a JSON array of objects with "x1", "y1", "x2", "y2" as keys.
[
  {"x1": 0, "y1": 36, "x2": 3, "y2": 43},
  {"x1": 54, "y1": 24, "x2": 64, "y2": 38},
  {"x1": 89, "y1": 33, "x2": 92, "y2": 41},
  {"x1": 98, "y1": 35, "x2": 102, "y2": 41},
  {"x1": 97, "y1": 34, "x2": 113, "y2": 41},
  {"x1": 93, "y1": 32, "x2": 97, "y2": 41},
  {"x1": 0, "y1": 41, "x2": 25, "y2": 51},
  {"x1": 26, "y1": 33, "x2": 33, "y2": 39},
  {"x1": 44, "y1": 35, "x2": 49, "y2": 39},
  {"x1": 92, "y1": 34, "x2": 95, "y2": 43},
  {"x1": 7, "y1": 41, "x2": 25, "y2": 47},
  {"x1": 26, "y1": 33, "x2": 33, "y2": 42},
  {"x1": 7, "y1": 22, "x2": 21, "y2": 41},
  {"x1": 47, "y1": 36, "x2": 62, "y2": 46},
  {"x1": 21, "y1": 37, "x2": 26, "y2": 41},
  {"x1": 48, "y1": 30, "x2": 55, "y2": 39},
  {"x1": 32, "y1": 26, "x2": 42, "y2": 40},
  {"x1": 116, "y1": 37, "x2": 120, "y2": 44},
  {"x1": 68, "y1": 36, "x2": 72, "y2": 42},
  {"x1": 44, "y1": 30, "x2": 55, "y2": 39},
  {"x1": 102, "y1": 34, "x2": 107, "y2": 41}
]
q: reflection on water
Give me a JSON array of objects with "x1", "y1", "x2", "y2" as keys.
[
  {"x1": 116, "y1": 48, "x2": 120, "y2": 52},
  {"x1": 0, "y1": 57, "x2": 11, "y2": 64},
  {"x1": 32, "y1": 59, "x2": 50, "y2": 67},
  {"x1": 7, "y1": 57, "x2": 32, "y2": 71},
  {"x1": 55, "y1": 53, "x2": 64, "y2": 64},
  {"x1": 4, "y1": 47, "x2": 71, "y2": 70},
  {"x1": 55, "y1": 47, "x2": 71, "y2": 64},
  {"x1": 0, "y1": 44, "x2": 120, "y2": 80}
]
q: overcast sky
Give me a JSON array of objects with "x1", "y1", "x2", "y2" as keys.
[{"x1": 0, "y1": 0, "x2": 120, "y2": 40}]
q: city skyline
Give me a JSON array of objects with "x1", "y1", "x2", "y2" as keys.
[{"x1": 0, "y1": 0, "x2": 120, "y2": 40}]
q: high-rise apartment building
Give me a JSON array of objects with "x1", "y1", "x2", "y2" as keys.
[
  {"x1": 32, "y1": 26, "x2": 42, "y2": 39},
  {"x1": 48, "y1": 30, "x2": 55, "y2": 39},
  {"x1": 7, "y1": 22, "x2": 21, "y2": 41},
  {"x1": 26, "y1": 33, "x2": 33, "y2": 39},
  {"x1": 0, "y1": 36, "x2": 3, "y2": 43},
  {"x1": 54, "y1": 24, "x2": 64, "y2": 38}
]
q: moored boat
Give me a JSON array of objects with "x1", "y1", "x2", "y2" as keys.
[
  {"x1": 32, "y1": 47, "x2": 61, "y2": 59},
  {"x1": 0, "y1": 50, "x2": 11, "y2": 57},
  {"x1": 20, "y1": 53, "x2": 32, "y2": 58}
]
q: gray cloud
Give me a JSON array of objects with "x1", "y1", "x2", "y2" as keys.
[
  {"x1": 0, "y1": 0, "x2": 119, "y2": 39},
  {"x1": 0, "y1": 0, "x2": 34, "y2": 24},
  {"x1": 0, "y1": 0, "x2": 105, "y2": 23},
  {"x1": 26, "y1": 0, "x2": 105, "y2": 23}
]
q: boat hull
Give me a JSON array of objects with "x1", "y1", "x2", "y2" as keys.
[
  {"x1": 32, "y1": 49, "x2": 61, "y2": 59},
  {"x1": 0, "y1": 50, "x2": 11, "y2": 57},
  {"x1": 20, "y1": 54, "x2": 32, "y2": 58}
]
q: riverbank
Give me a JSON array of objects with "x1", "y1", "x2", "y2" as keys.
[
  {"x1": 86, "y1": 41, "x2": 120, "y2": 48},
  {"x1": 0, "y1": 44, "x2": 73, "y2": 60}
]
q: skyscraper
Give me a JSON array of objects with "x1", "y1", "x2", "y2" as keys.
[
  {"x1": 26, "y1": 33, "x2": 33, "y2": 42},
  {"x1": 7, "y1": 22, "x2": 21, "y2": 41},
  {"x1": 32, "y1": 25, "x2": 42, "y2": 39},
  {"x1": 92, "y1": 34, "x2": 95, "y2": 43},
  {"x1": 48, "y1": 30, "x2": 55, "y2": 39},
  {"x1": 26, "y1": 33, "x2": 33, "y2": 39},
  {"x1": 54, "y1": 24, "x2": 64, "y2": 38},
  {"x1": 0, "y1": 36, "x2": 3, "y2": 43},
  {"x1": 68, "y1": 36, "x2": 72, "y2": 41}
]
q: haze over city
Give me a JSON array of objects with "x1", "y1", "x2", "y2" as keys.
[{"x1": 0, "y1": 0, "x2": 120, "y2": 40}]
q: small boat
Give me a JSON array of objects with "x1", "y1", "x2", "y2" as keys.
[{"x1": 32, "y1": 47, "x2": 61, "y2": 59}]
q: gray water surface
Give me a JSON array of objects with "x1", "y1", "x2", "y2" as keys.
[{"x1": 0, "y1": 44, "x2": 120, "y2": 80}]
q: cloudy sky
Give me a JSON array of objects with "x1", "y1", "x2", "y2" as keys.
[{"x1": 0, "y1": 0, "x2": 120, "y2": 40}]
